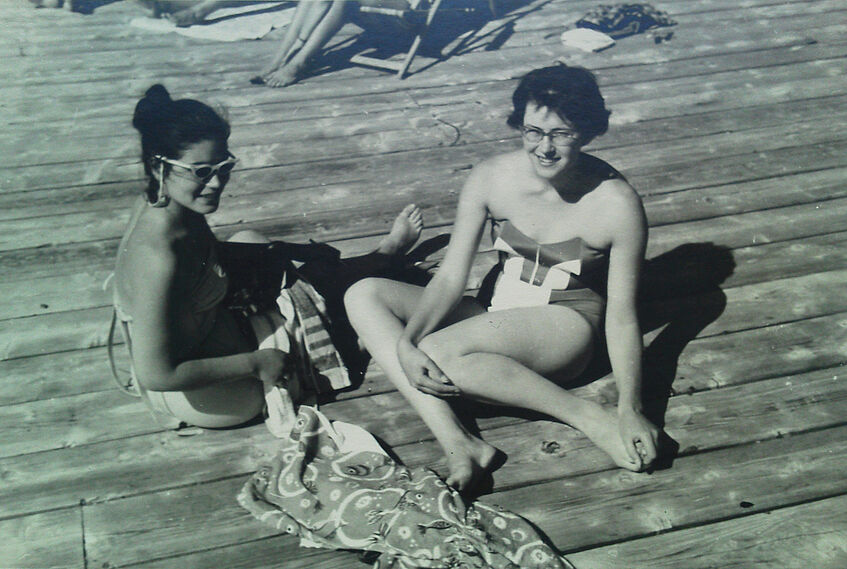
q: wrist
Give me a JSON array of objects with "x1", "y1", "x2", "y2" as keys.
[
  {"x1": 249, "y1": 349, "x2": 264, "y2": 377},
  {"x1": 618, "y1": 402, "x2": 643, "y2": 415}
]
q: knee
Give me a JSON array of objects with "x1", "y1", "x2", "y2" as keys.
[
  {"x1": 343, "y1": 278, "x2": 386, "y2": 322},
  {"x1": 228, "y1": 230, "x2": 269, "y2": 244},
  {"x1": 417, "y1": 332, "x2": 466, "y2": 376}
]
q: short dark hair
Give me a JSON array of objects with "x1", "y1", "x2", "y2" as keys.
[
  {"x1": 132, "y1": 84, "x2": 230, "y2": 200},
  {"x1": 507, "y1": 64, "x2": 610, "y2": 144}
]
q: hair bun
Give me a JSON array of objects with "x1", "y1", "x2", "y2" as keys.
[{"x1": 132, "y1": 84, "x2": 173, "y2": 133}]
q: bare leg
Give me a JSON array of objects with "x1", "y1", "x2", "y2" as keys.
[
  {"x1": 417, "y1": 306, "x2": 642, "y2": 471},
  {"x1": 344, "y1": 279, "x2": 500, "y2": 492},
  {"x1": 164, "y1": 0, "x2": 254, "y2": 26},
  {"x1": 259, "y1": 0, "x2": 315, "y2": 76},
  {"x1": 262, "y1": 0, "x2": 349, "y2": 87}
]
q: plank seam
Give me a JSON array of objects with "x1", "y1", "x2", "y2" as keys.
[{"x1": 561, "y1": 485, "x2": 847, "y2": 555}]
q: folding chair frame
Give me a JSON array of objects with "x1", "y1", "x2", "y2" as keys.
[{"x1": 349, "y1": 0, "x2": 445, "y2": 79}]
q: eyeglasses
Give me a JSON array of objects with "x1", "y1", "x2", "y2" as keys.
[
  {"x1": 519, "y1": 126, "x2": 579, "y2": 146},
  {"x1": 156, "y1": 153, "x2": 238, "y2": 182}
]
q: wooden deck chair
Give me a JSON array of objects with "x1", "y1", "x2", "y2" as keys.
[{"x1": 350, "y1": 0, "x2": 445, "y2": 79}]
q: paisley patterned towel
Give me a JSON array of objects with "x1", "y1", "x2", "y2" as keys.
[{"x1": 238, "y1": 406, "x2": 573, "y2": 569}]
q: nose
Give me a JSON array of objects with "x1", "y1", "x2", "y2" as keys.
[
  {"x1": 205, "y1": 172, "x2": 224, "y2": 189},
  {"x1": 537, "y1": 134, "x2": 556, "y2": 154}
]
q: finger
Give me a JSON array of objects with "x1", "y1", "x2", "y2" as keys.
[
  {"x1": 414, "y1": 381, "x2": 461, "y2": 397},
  {"x1": 422, "y1": 358, "x2": 453, "y2": 385},
  {"x1": 639, "y1": 434, "x2": 658, "y2": 464},
  {"x1": 412, "y1": 374, "x2": 461, "y2": 396},
  {"x1": 622, "y1": 435, "x2": 642, "y2": 467}
]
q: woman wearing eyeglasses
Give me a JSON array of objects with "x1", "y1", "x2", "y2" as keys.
[
  {"x1": 344, "y1": 64, "x2": 661, "y2": 492},
  {"x1": 113, "y1": 84, "x2": 423, "y2": 428}
]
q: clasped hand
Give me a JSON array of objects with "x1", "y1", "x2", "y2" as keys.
[
  {"x1": 396, "y1": 339, "x2": 461, "y2": 397},
  {"x1": 618, "y1": 407, "x2": 660, "y2": 471}
]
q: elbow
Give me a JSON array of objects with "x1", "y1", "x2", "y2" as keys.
[
  {"x1": 430, "y1": 270, "x2": 467, "y2": 296},
  {"x1": 133, "y1": 363, "x2": 182, "y2": 392}
]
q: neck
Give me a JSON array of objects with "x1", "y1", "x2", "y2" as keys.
[
  {"x1": 549, "y1": 154, "x2": 584, "y2": 198},
  {"x1": 147, "y1": 197, "x2": 205, "y2": 232}
]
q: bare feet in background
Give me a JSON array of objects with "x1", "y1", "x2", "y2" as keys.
[{"x1": 378, "y1": 204, "x2": 424, "y2": 256}]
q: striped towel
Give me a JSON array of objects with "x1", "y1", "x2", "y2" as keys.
[
  {"x1": 250, "y1": 277, "x2": 350, "y2": 438},
  {"x1": 285, "y1": 279, "x2": 351, "y2": 393}
]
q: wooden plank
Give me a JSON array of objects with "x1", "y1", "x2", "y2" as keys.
[
  {"x1": 2, "y1": 195, "x2": 846, "y2": 360},
  {"x1": 83, "y1": 477, "x2": 277, "y2": 568},
  {"x1": 0, "y1": 303, "x2": 842, "y2": 517},
  {"x1": 5, "y1": 1, "x2": 844, "y2": 99},
  {"x1": 570, "y1": 493, "x2": 847, "y2": 569},
  {"x1": 7, "y1": 80, "x2": 847, "y2": 195},
  {"x1": 1, "y1": 228, "x2": 843, "y2": 413},
  {"x1": 10, "y1": 63, "x2": 847, "y2": 184},
  {"x1": 80, "y1": 421, "x2": 847, "y2": 567},
  {"x1": 357, "y1": 366, "x2": 847, "y2": 490},
  {"x1": 8, "y1": 38, "x2": 846, "y2": 163},
  {"x1": 128, "y1": 371, "x2": 847, "y2": 569},
  {"x1": 4, "y1": 10, "x2": 845, "y2": 132},
  {"x1": 11, "y1": 264, "x2": 845, "y2": 458},
  {"x1": 0, "y1": 425, "x2": 279, "y2": 520},
  {"x1": 6, "y1": 118, "x2": 847, "y2": 256},
  {"x1": 6, "y1": 31, "x2": 847, "y2": 166},
  {"x1": 490, "y1": 425, "x2": 847, "y2": 552},
  {"x1": 2, "y1": 0, "x2": 825, "y2": 42},
  {"x1": 0, "y1": 346, "x2": 122, "y2": 407},
  {"x1": 0, "y1": 507, "x2": 83, "y2": 569},
  {"x1": 646, "y1": 197, "x2": 847, "y2": 256},
  {"x1": 0, "y1": 306, "x2": 113, "y2": 361},
  {"x1": 4, "y1": 127, "x2": 847, "y2": 265},
  {"x1": 6, "y1": 17, "x2": 846, "y2": 146},
  {"x1": 0, "y1": 390, "x2": 158, "y2": 459}
]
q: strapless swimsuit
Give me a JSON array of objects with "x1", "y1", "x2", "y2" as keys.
[{"x1": 481, "y1": 220, "x2": 609, "y2": 338}]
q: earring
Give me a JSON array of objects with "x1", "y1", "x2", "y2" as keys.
[{"x1": 148, "y1": 160, "x2": 170, "y2": 208}]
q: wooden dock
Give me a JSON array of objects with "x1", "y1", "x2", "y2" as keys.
[{"x1": 2, "y1": 0, "x2": 846, "y2": 567}]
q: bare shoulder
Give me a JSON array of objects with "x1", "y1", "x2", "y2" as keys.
[
  {"x1": 117, "y1": 216, "x2": 180, "y2": 296},
  {"x1": 581, "y1": 154, "x2": 641, "y2": 211},
  {"x1": 582, "y1": 158, "x2": 645, "y2": 237}
]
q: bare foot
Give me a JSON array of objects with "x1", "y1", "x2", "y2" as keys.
[
  {"x1": 168, "y1": 1, "x2": 222, "y2": 27},
  {"x1": 578, "y1": 403, "x2": 643, "y2": 472},
  {"x1": 168, "y1": 7, "x2": 208, "y2": 27},
  {"x1": 444, "y1": 436, "x2": 501, "y2": 493},
  {"x1": 377, "y1": 204, "x2": 423, "y2": 256},
  {"x1": 262, "y1": 65, "x2": 303, "y2": 88}
]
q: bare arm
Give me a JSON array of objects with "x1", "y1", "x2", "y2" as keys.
[
  {"x1": 603, "y1": 181, "x2": 659, "y2": 467},
  {"x1": 395, "y1": 166, "x2": 490, "y2": 395},
  {"x1": 124, "y1": 242, "x2": 284, "y2": 392},
  {"x1": 402, "y1": 170, "x2": 489, "y2": 344}
]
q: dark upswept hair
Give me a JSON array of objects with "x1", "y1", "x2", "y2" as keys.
[
  {"x1": 507, "y1": 64, "x2": 611, "y2": 144},
  {"x1": 132, "y1": 84, "x2": 230, "y2": 201}
]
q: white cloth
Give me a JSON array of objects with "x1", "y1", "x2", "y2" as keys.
[
  {"x1": 130, "y1": 2, "x2": 294, "y2": 42},
  {"x1": 560, "y1": 28, "x2": 616, "y2": 52}
]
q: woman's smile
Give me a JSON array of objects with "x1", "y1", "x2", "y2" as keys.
[{"x1": 522, "y1": 102, "x2": 581, "y2": 179}]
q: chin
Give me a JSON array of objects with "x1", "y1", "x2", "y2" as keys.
[{"x1": 532, "y1": 159, "x2": 566, "y2": 179}]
